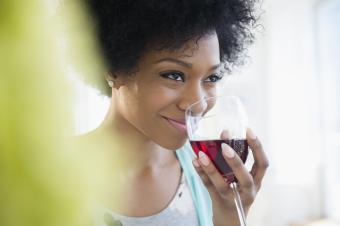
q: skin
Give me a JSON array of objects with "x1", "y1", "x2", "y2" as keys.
[{"x1": 86, "y1": 32, "x2": 269, "y2": 225}]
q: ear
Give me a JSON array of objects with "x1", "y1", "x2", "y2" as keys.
[
  {"x1": 106, "y1": 71, "x2": 130, "y2": 89},
  {"x1": 105, "y1": 72, "x2": 119, "y2": 89}
]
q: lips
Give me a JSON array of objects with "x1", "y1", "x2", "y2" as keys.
[{"x1": 163, "y1": 116, "x2": 187, "y2": 134}]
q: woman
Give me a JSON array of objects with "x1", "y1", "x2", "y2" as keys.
[{"x1": 81, "y1": 0, "x2": 269, "y2": 225}]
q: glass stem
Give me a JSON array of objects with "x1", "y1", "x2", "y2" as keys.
[{"x1": 230, "y1": 182, "x2": 247, "y2": 226}]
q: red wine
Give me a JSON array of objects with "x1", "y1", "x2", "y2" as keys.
[{"x1": 190, "y1": 139, "x2": 248, "y2": 183}]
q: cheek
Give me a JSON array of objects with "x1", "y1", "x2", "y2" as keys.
[
  {"x1": 138, "y1": 87, "x2": 187, "y2": 149},
  {"x1": 120, "y1": 83, "x2": 178, "y2": 128},
  {"x1": 140, "y1": 86, "x2": 179, "y2": 113}
]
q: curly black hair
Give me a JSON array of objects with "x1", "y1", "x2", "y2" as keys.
[{"x1": 84, "y1": 0, "x2": 259, "y2": 96}]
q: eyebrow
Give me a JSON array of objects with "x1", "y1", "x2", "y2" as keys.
[{"x1": 155, "y1": 57, "x2": 221, "y2": 71}]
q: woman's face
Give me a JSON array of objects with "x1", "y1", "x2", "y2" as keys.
[{"x1": 115, "y1": 33, "x2": 222, "y2": 150}]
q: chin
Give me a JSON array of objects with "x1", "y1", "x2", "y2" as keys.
[{"x1": 157, "y1": 136, "x2": 188, "y2": 150}]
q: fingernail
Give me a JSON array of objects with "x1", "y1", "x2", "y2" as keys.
[
  {"x1": 222, "y1": 143, "x2": 235, "y2": 158},
  {"x1": 198, "y1": 151, "x2": 209, "y2": 166},
  {"x1": 247, "y1": 128, "x2": 257, "y2": 140},
  {"x1": 193, "y1": 158, "x2": 200, "y2": 168},
  {"x1": 221, "y1": 130, "x2": 231, "y2": 139}
]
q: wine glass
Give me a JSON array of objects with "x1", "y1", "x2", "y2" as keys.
[{"x1": 185, "y1": 95, "x2": 249, "y2": 226}]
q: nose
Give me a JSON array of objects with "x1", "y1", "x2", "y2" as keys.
[{"x1": 177, "y1": 83, "x2": 208, "y2": 114}]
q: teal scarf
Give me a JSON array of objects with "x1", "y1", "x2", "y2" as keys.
[{"x1": 176, "y1": 142, "x2": 213, "y2": 226}]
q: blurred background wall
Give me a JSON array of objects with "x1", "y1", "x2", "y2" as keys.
[{"x1": 71, "y1": 0, "x2": 340, "y2": 225}]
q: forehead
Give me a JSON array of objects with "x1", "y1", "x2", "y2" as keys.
[{"x1": 139, "y1": 33, "x2": 220, "y2": 67}]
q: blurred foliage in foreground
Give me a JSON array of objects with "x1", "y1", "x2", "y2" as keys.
[{"x1": 0, "y1": 1, "x2": 120, "y2": 226}]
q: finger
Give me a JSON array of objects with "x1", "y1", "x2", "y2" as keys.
[
  {"x1": 192, "y1": 157, "x2": 225, "y2": 201},
  {"x1": 221, "y1": 143, "x2": 254, "y2": 190},
  {"x1": 246, "y1": 128, "x2": 269, "y2": 188},
  {"x1": 220, "y1": 130, "x2": 232, "y2": 140},
  {"x1": 197, "y1": 151, "x2": 231, "y2": 198},
  {"x1": 192, "y1": 157, "x2": 213, "y2": 188}
]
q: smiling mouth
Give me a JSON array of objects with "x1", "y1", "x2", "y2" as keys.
[{"x1": 162, "y1": 117, "x2": 187, "y2": 134}]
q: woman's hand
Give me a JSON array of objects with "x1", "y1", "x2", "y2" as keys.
[{"x1": 192, "y1": 128, "x2": 269, "y2": 226}]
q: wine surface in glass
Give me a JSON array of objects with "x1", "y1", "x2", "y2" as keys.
[{"x1": 190, "y1": 139, "x2": 248, "y2": 183}]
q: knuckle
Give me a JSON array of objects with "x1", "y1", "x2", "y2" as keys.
[
  {"x1": 194, "y1": 167, "x2": 203, "y2": 174},
  {"x1": 253, "y1": 139, "x2": 263, "y2": 150},
  {"x1": 215, "y1": 183, "x2": 228, "y2": 193},
  {"x1": 250, "y1": 189, "x2": 257, "y2": 201},
  {"x1": 259, "y1": 157, "x2": 269, "y2": 170},
  {"x1": 244, "y1": 189, "x2": 257, "y2": 205},
  {"x1": 204, "y1": 165, "x2": 216, "y2": 175},
  {"x1": 247, "y1": 194, "x2": 256, "y2": 205},
  {"x1": 200, "y1": 174, "x2": 210, "y2": 184},
  {"x1": 244, "y1": 178, "x2": 254, "y2": 189},
  {"x1": 204, "y1": 181, "x2": 214, "y2": 189},
  {"x1": 230, "y1": 158, "x2": 243, "y2": 169},
  {"x1": 263, "y1": 158, "x2": 270, "y2": 169}
]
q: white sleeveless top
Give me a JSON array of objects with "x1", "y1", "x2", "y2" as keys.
[{"x1": 93, "y1": 170, "x2": 199, "y2": 226}]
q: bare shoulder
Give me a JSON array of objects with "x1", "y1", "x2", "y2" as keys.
[{"x1": 72, "y1": 128, "x2": 119, "y2": 156}]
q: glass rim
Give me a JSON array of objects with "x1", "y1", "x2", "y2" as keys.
[{"x1": 185, "y1": 95, "x2": 241, "y2": 117}]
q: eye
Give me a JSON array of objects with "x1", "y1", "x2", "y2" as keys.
[
  {"x1": 160, "y1": 71, "x2": 185, "y2": 82},
  {"x1": 204, "y1": 73, "x2": 223, "y2": 83}
]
